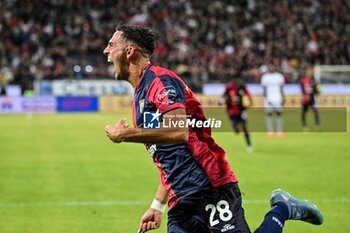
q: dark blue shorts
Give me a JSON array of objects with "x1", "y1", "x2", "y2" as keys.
[
  {"x1": 230, "y1": 111, "x2": 247, "y2": 127},
  {"x1": 167, "y1": 183, "x2": 251, "y2": 233}
]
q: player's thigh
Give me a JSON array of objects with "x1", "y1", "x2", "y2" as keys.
[
  {"x1": 168, "y1": 203, "x2": 210, "y2": 233},
  {"x1": 230, "y1": 116, "x2": 240, "y2": 131},
  {"x1": 264, "y1": 106, "x2": 273, "y2": 115},
  {"x1": 302, "y1": 104, "x2": 309, "y2": 112},
  {"x1": 168, "y1": 184, "x2": 251, "y2": 233},
  {"x1": 199, "y1": 184, "x2": 251, "y2": 232},
  {"x1": 236, "y1": 121, "x2": 248, "y2": 132},
  {"x1": 168, "y1": 217, "x2": 210, "y2": 233}
]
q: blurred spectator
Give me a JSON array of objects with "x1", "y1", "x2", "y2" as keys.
[{"x1": 0, "y1": 0, "x2": 349, "y2": 93}]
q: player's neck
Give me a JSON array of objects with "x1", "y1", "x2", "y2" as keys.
[{"x1": 128, "y1": 59, "x2": 151, "y2": 88}]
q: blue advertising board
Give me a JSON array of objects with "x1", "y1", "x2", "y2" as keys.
[{"x1": 57, "y1": 97, "x2": 99, "y2": 112}]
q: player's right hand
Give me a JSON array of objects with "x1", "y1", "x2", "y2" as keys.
[
  {"x1": 104, "y1": 118, "x2": 129, "y2": 143},
  {"x1": 138, "y1": 208, "x2": 163, "y2": 233}
]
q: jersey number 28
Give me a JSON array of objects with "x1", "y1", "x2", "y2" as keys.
[{"x1": 205, "y1": 200, "x2": 233, "y2": 227}]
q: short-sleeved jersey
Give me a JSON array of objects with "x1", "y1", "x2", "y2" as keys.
[
  {"x1": 132, "y1": 65, "x2": 237, "y2": 209},
  {"x1": 224, "y1": 83, "x2": 251, "y2": 117},
  {"x1": 300, "y1": 76, "x2": 319, "y2": 104},
  {"x1": 260, "y1": 72, "x2": 285, "y2": 104}
]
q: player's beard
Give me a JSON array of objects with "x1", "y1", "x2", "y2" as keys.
[{"x1": 114, "y1": 53, "x2": 130, "y2": 81}]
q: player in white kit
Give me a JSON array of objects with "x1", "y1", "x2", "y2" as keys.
[{"x1": 260, "y1": 64, "x2": 285, "y2": 137}]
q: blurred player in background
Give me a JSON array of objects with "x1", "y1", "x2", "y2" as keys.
[
  {"x1": 260, "y1": 64, "x2": 285, "y2": 137},
  {"x1": 221, "y1": 78, "x2": 253, "y2": 152},
  {"x1": 300, "y1": 65, "x2": 320, "y2": 131},
  {"x1": 103, "y1": 25, "x2": 323, "y2": 233}
]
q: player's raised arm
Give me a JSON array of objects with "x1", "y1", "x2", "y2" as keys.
[{"x1": 104, "y1": 107, "x2": 189, "y2": 144}]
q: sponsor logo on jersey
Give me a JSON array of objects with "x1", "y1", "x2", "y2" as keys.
[
  {"x1": 147, "y1": 144, "x2": 157, "y2": 155},
  {"x1": 157, "y1": 86, "x2": 177, "y2": 105}
]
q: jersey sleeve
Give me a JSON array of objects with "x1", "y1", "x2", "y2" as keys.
[{"x1": 147, "y1": 75, "x2": 186, "y2": 113}]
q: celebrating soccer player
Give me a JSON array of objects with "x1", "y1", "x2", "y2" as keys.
[{"x1": 103, "y1": 24, "x2": 323, "y2": 233}]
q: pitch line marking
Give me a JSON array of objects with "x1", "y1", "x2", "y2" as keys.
[
  {"x1": 0, "y1": 198, "x2": 350, "y2": 208},
  {"x1": 0, "y1": 200, "x2": 148, "y2": 207}
]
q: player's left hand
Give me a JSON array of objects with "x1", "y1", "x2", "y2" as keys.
[
  {"x1": 104, "y1": 118, "x2": 129, "y2": 143},
  {"x1": 138, "y1": 208, "x2": 162, "y2": 233}
]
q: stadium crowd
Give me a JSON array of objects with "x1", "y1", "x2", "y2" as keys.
[{"x1": 0, "y1": 0, "x2": 349, "y2": 93}]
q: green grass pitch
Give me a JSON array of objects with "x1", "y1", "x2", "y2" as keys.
[{"x1": 0, "y1": 112, "x2": 349, "y2": 233}]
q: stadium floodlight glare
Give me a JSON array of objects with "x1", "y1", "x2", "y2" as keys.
[
  {"x1": 85, "y1": 65, "x2": 93, "y2": 73},
  {"x1": 73, "y1": 65, "x2": 81, "y2": 72}
]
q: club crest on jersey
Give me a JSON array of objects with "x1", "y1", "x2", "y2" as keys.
[
  {"x1": 157, "y1": 86, "x2": 177, "y2": 105},
  {"x1": 139, "y1": 99, "x2": 145, "y2": 113}
]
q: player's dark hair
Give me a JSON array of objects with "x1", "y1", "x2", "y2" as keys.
[
  {"x1": 116, "y1": 24, "x2": 156, "y2": 55},
  {"x1": 232, "y1": 78, "x2": 243, "y2": 88}
]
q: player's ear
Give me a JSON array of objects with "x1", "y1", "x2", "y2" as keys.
[{"x1": 125, "y1": 44, "x2": 137, "y2": 62}]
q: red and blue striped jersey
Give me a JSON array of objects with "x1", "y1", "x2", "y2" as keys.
[
  {"x1": 132, "y1": 65, "x2": 237, "y2": 209},
  {"x1": 224, "y1": 83, "x2": 251, "y2": 117},
  {"x1": 300, "y1": 76, "x2": 319, "y2": 104}
]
